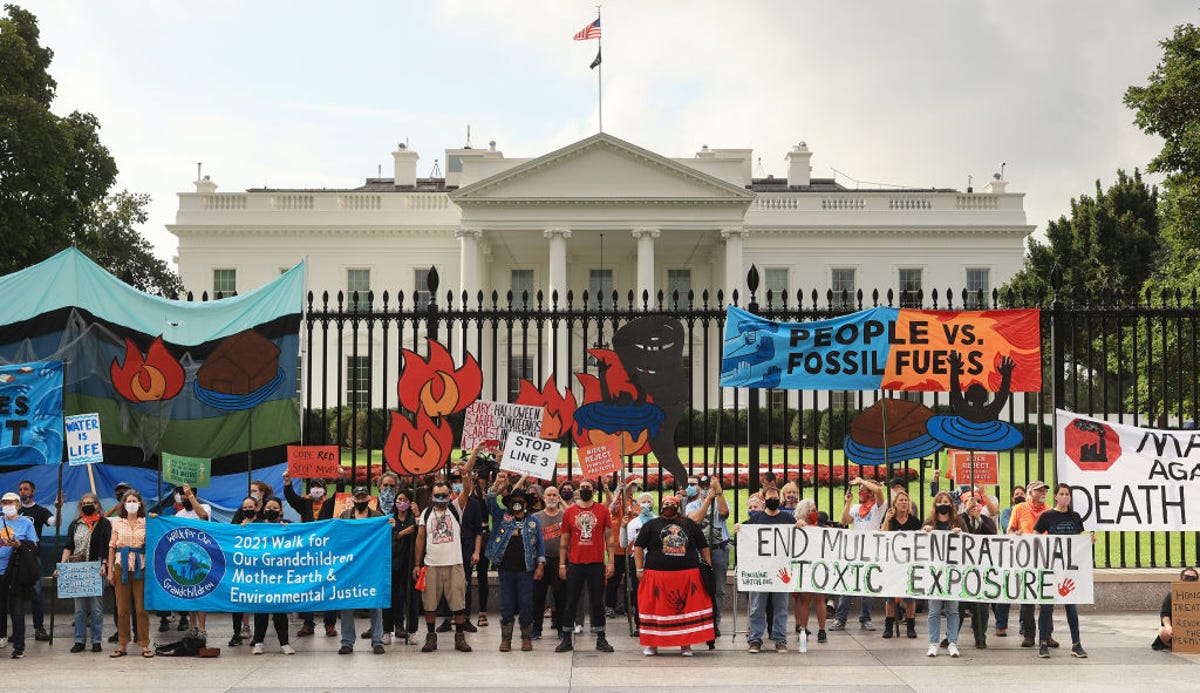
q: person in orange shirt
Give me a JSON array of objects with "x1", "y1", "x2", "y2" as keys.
[{"x1": 1007, "y1": 479, "x2": 1049, "y2": 648}]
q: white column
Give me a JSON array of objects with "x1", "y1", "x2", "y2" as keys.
[
  {"x1": 544, "y1": 228, "x2": 572, "y2": 382},
  {"x1": 456, "y1": 227, "x2": 483, "y2": 303},
  {"x1": 721, "y1": 226, "x2": 748, "y2": 303},
  {"x1": 632, "y1": 227, "x2": 660, "y2": 302}
]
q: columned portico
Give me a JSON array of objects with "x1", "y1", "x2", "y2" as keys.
[
  {"x1": 632, "y1": 227, "x2": 660, "y2": 299},
  {"x1": 545, "y1": 227, "x2": 572, "y2": 381},
  {"x1": 455, "y1": 226, "x2": 483, "y2": 300},
  {"x1": 721, "y1": 226, "x2": 748, "y2": 302}
]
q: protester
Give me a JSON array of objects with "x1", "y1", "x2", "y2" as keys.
[
  {"x1": 789, "y1": 498, "x2": 828, "y2": 644},
  {"x1": 248, "y1": 497, "x2": 295, "y2": 655},
  {"x1": 956, "y1": 491, "x2": 998, "y2": 648},
  {"x1": 686, "y1": 473, "x2": 730, "y2": 646},
  {"x1": 834, "y1": 477, "x2": 886, "y2": 631},
  {"x1": 1153, "y1": 567, "x2": 1199, "y2": 651},
  {"x1": 0, "y1": 491, "x2": 37, "y2": 659},
  {"x1": 414, "y1": 445, "x2": 482, "y2": 653},
  {"x1": 105, "y1": 481, "x2": 134, "y2": 643},
  {"x1": 744, "y1": 487, "x2": 796, "y2": 653},
  {"x1": 229, "y1": 495, "x2": 260, "y2": 647},
  {"x1": 231, "y1": 479, "x2": 274, "y2": 523},
  {"x1": 606, "y1": 475, "x2": 640, "y2": 620},
  {"x1": 881, "y1": 491, "x2": 920, "y2": 640},
  {"x1": 555, "y1": 477, "x2": 615, "y2": 653},
  {"x1": 620, "y1": 491, "x2": 657, "y2": 636},
  {"x1": 1033, "y1": 483, "x2": 1090, "y2": 659},
  {"x1": 282, "y1": 468, "x2": 344, "y2": 637},
  {"x1": 57, "y1": 492, "x2": 112, "y2": 653},
  {"x1": 746, "y1": 494, "x2": 765, "y2": 515},
  {"x1": 166, "y1": 484, "x2": 211, "y2": 639},
  {"x1": 467, "y1": 466, "x2": 492, "y2": 630},
  {"x1": 16, "y1": 479, "x2": 56, "y2": 642},
  {"x1": 633, "y1": 494, "x2": 713, "y2": 656},
  {"x1": 486, "y1": 474, "x2": 545, "y2": 652},
  {"x1": 532, "y1": 485, "x2": 565, "y2": 640},
  {"x1": 439, "y1": 467, "x2": 485, "y2": 634},
  {"x1": 339, "y1": 486, "x2": 387, "y2": 655},
  {"x1": 922, "y1": 492, "x2": 962, "y2": 658},
  {"x1": 1009, "y1": 480, "x2": 1050, "y2": 648},
  {"x1": 107, "y1": 489, "x2": 151, "y2": 658},
  {"x1": 384, "y1": 488, "x2": 418, "y2": 644},
  {"x1": 760, "y1": 471, "x2": 779, "y2": 493},
  {"x1": 992, "y1": 485, "x2": 1026, "y2": 637}
]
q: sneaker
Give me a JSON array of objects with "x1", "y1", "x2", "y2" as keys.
[
  {"x1": 1046, "y1": 637, "x2": 1060, "y2": 648},
  {"x1": 947, "y1": 643, "x2": 960, "y2": 658},
  {"x1": 828, "y1": 620, "x2": 846, "y2": 631},
  {"x1": 680, "y1": 645, "x2": 693, "y2": 657},
  {"x1": 555, "y1": 636, "x2": 573, "y2": 653},
  {"x1": 107, "y1": 633, "x2": 118, "y2": 643},
  {"x1": 382, "y1": 632, "x2": 392, "y2": 645},
  {"x1": 860, "y1": 621, "x2": 876, "y2": 631},
  {"x1": 176, "y1": 616, "x2": 189, "y2": 632},
  {"x1": 595, "y1": 634, "x2": 614, "y2": 653},
  {"x1": 0, "y1": 637, "x2": 8, "y2": 648},
  {"x1": 454, "y1": 633, "x2": 472, "y2": 652},
  {"x1": 325, "y1": 624, "x2": 338, "y2": 637},
  {"x1": 10, "y1": 650, "x2": 23, "y2": 659},
  {"x1": 92, "y1": 643, "x2": 102, "y2": 653},
  {"x1": 296, "y1": 624, "x2": 315, "y2": 638},
  {"x1": 573, "y1": 624, "x2": 583, "y2": 635},
  {"x1": 281, "y1": 644, "x2": 295, "y2": 655},
  {"x1": 228, "y1": 635, "x2": 243, "y2": 647},
  {"x1": 531, "y1": 629, "x2": 542, "y2": 640},
  {"x1": 422, "y1": 633, "x2": 437, "y2": 652},
  {"x1": 462, "y1": 620, "x2": 478, "y2": 633},
  {"x1": 747, "y1": 640, "x2": 762, "y2": 654},
  {"x1": 1071, "y1": 643, "x2": 1088, "y2": 658},
  {"x1": 996, "y1": 628, "x2": 1008, "y2": 637},
  {"x1": 775, "y1": 641, "x2": 788, "y2": 653},
  {"x1": 338, "y1": 644, "x2": 353, "y2": 655},
  {"x1": 252, "y1": 643, "x2": 264, "y2": 655},
  {"x1": 373, "y1": 644, "x2": 386, "y2": 654},
  {"x1": 817, "y1": 629, "x2": 828, "y2": 644},
  {"x1": 605, "y1": 607, "x2": 616, "y2": 619},
  {"x1": 643, "y1": 645, "x2": 658, "y2": 656},
  {"x1": 158, "y1": 618, "x2": 171, "y2": 633},
  {"x1": 437, "y1": 620, "x2": 452, "y2": 633},
  {"x1": 927, "y1": 643, "x2": 938, "y2": 657},
  {"x1": 360, "y1": 629, "x2": 372, "y2": 640},
  {"x1": 33, "y1": 627, "x2": 48, "y2": 642},
  {"x1": 1038, "y1": 644, "x2": 1050, "y2": 658},
  {"x1": 70, "y1": 643, "x2": 85, "y2": 653},
  {"x1": 1022, "y1": 634, "x2": 1035, "y2": 647}
]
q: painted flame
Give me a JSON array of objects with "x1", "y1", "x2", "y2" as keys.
[
  {"x1": 515, "y1": 374, "x2": 577, "y2": 440},
  {"x1": 384, "y1": 410, "x2": 454, "y2": 476},
  {"x1": 110, "y1": 336, "x2": 185, "y2": 403},
  {"x1": 397, "y1": 339, "x2": 482, "y2": 417}
]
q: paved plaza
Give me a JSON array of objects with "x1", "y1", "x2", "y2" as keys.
[{"x1": 14, "y1": 609, "x2": 1198, "y2": 692}]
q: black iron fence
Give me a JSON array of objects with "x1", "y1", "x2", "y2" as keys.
[{"x1": 287, "y1": 266, "x2": 1200, "y2": 569}]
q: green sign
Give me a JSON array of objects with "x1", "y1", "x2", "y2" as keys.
[{"x1": 162, "y1": 452, "x2": 212, "y2": 488}]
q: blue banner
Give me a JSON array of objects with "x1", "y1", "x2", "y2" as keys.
[
  {"x1": 0, "y1": 360, "x2": 63, "y2": 465},
  {"x1": 145, "y1": 515, "x2": 390, "y2": 613}
]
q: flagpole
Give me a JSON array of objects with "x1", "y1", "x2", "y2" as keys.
[{"x1": 596, "y1": 5, "x2": 603, "y2": 133}]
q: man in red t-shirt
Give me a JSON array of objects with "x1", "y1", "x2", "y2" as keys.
[
  {"x1": 1008, "y1": 479, "x2": 1050, "y2": 648},
  {"x1": 555, "y1": 478, "x2": 615, "y2": 653}
]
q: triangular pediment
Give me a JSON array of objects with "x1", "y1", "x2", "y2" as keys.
[{"x1": 450, "y1": 133, "x2": 754, "y2": 204}]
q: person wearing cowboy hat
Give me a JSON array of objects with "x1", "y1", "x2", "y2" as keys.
[{"x1": 485, "y1": 473, "x2": 545, "y2": 651}]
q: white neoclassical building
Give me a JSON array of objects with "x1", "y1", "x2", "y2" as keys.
[{"x1": 169, "y1": 132, "x2": 1033, "y2": 408}]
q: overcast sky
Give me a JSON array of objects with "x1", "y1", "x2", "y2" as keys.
[{"x1": 27, "y1": 1, "x2": 1194, "y2": 267}]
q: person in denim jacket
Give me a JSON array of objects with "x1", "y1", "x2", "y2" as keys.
[{"x1": 485, "y1": 474, "x2": 546, "y2": 652}]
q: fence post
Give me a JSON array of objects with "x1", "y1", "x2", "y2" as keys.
[
  {"x1": 1047, "y1": 263, "x2": 1064, "y2": 482},
  {"x1": 746, "y1": 265, "x2": 762, "y2": 494},
  {"x1": 425, "y1": 265, "x2": 440, "y2": 342}
]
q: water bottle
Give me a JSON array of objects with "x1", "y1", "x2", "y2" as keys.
[{"x1": 799, "y1": 629, "x2": 807, "y2": 653}]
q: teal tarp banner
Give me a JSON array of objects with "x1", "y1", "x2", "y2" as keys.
[
  {"x1": 0, "y1": 360, "x2": 63, "y2": 465},
  {"x1": 144, "y1": 515, "x2": 391, "y2": 613}
]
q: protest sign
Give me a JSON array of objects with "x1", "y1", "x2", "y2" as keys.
[
  {"x1": 720, "y1": 305, "x2": 1041, "y2": 392},
  {"x1": 55, "y1": 561, "x2": 103, "y2": 598},
  {"x1": 1056, "y1": 410, "x2": 1200, "y2": 531},
  {"x1": 145, "y1": 515, "x2": 390, "y2": 612},
  {"x1": 501, "y1": 431, "x2": 559, "y2": 480},
  {"x1": 162, "y1": 452, "x2": 212, "y2": 488},
  {"x1": 1172, "y1": 581, "x2": 1200, "y2": 653},
  {"x1": 287, "y1": 445, "x2": 340, "y2": 478},
  {"x1": 0, "y1": 360, "x2": 63, "y2": 466},
  {"x1": 735, "y1": 526, "x2": 1093, "y2": 604},
  {"x1": 462, "y1": 400, "x2": 544, "y2": 450},
  {"x1": 65, "y1": 413, "x2": 103, "y2": 466},
  {"x1": 949, "y1": 449, "x2": 998, "y2": 486},
  {"x1": 577, "y1": 439, "x2": 622, "y2": 477}
]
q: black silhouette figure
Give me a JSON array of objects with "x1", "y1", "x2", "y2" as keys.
[
  {"x1": 612, "y1": 316, "x2": 689, "y2": 480},
  {"x1": 1072, "y1": 420, "x2": 1109, "y2": 462},
  {"x1": 948, "y1": 352, "x2": 1015, "y2": 424}
]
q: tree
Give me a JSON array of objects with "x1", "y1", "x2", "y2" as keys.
[{"x1": 0, "y1": 4, "x2": 180, "y2": 294}]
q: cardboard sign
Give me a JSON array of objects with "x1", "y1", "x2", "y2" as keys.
[
  {"x1": 500, "y1": 431, "x2": 560, "y2": 481},
  {"x1": 334, "y1": 493, "x2": 379, "y2": 516},
  {"x1": 1172, "y1": 581, "x2": 1200, "y2": 653},
  {"x1": 949, "y1": 449, "x2": 998, "y2": 486},
  {"x1": 287, "y1": 445, "x2": 341, "y2": 478},
  {"x1": 462, "y1": 400, "x2": 545, "y2": 450},
  {"x1": 162, "y1": 452, "x2": 212, "y2": 488},
  {"x1": 56, "y1": 561, "x2": 104, "y2": 598},
  {"x1": 577, "y1": 439, "x2": 622, "y2": 477},
  {"x1": 65, "y1": 413, "x2": 104, "y2": 466}
]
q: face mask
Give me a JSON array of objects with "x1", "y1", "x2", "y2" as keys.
[
  {"x1": 18, "y1": 494, "x2": 31, "y2": 505},
  {"x1": 180, "y1": 499, "x2": 194, "y2": 511},
  {"x1": 786, "y1": 495, "x2": 799, "y2": 505},
  {"x1": 936, "y1": 504, "x2": 953, "y2": 515},
  {"x1": 764, "y1": 497, "x2": 781, "y2": 511},
  {"x1": 174, "y1": 493, "x2": 182, "y2": 505},
  {"x1": 510, "y1": 502, "x2": 525, "y2": 514},
  {"x1": 310, "y1": 487, "x2": 325, "y2": 500},
  {"x1": 661, "y1": 504, "x2": 679, "y2": 518},
  {"x1": 686, "y1": 485, "x2": 698, "y2": 498},
  {"x1": 250, "y1": 492, "x2": 261, "y2": 502},
  {"x1": 80, "y1": 504, "x2": 96, "y2": 516},
  {"x1": 395, "y1": 501, "x2": 411, "y2": 513},
  {"x1": 263, "y1": 509, "x2": 280, "y2": 522},
  {"x1": 640, "y1": 502, "x2": 653, "y2": 516},
  {"x1": 243, "y1": 508, "x2": 256, "y2": 519},
  {"x1": 1, "y1": 505, "x2": 16, "y2": 518},
  {"x1": 807, "y1": 512, "x2": 819, "y2": 525},
  {"x1": 452, "y1": 483, "x2": 463, "y2": 494},
  {"x1": 379, "y1": 489, "x2": 397, "y2": 507},
  {"x1": 433, "y1": 495, "x2": 450, "y2": 506},
  {"x1": 578, "y1": 488, "x2": 593, "y2": 502},
  {"x1": 561, "y1": 489, "x2": 574, "y2": 501},
  {"x1": 1184, "y1": 574, "x2": 1199, "y2": 582},
  {"x1": 1012, "y1": 496, "x2": 1026, "y2": 504},
  {"x1": 124, "y1": 502, "x2": 140, "y2": 515},
  {"x1": 353, "y1": 500, "x2": 369, "y2": 512}
]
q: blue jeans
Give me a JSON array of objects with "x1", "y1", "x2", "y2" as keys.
[
  {"x1": 499, "y1": 570, "x2": 535, "y2": 627},
  {"x1": 341, "y1": 608, "x2": 383, "y2": 647},
  {"x1": 1038, "y1": 603, "x2": 1080, "y2": 644},
  {"x1": 927, "y1": 598, "x2": 960, "y2": 645},
  {"x1": 73, "y1": 596, "x2": 103, "y2": 644},
  {"x1": 835, "y1": 594, "x2": 873, "y2": 625},
  {"x1": 748, "y1": 591, "x2": 788, "y2": 645},
  {"x1": 710, "y1": 546, "x2": 729, "y2": 627},
  {"x1": 992, "y1": 602, "x2": 1011, "y2": 629}
]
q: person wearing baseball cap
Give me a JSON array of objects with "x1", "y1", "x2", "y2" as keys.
[
  {"x1": 1008, "y1": 479, "x2": 1051, "y2": 648},
  {"x1": 337, "y1": 486, "x2": 388, "y2": 654}
]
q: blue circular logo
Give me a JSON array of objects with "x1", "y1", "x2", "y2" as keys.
[{"x1": 153, "y1": 527, "x2": 225, "y2": 599}]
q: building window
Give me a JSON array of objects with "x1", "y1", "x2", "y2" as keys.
[
  {"x1": 666, "y1": 269, "x2": 691, "y2": 302},
  {"x1": 966, "y1": 268, "x2": 990, "y2": 309},
  {"x1": 589, "y1": 269, "x2": 613, "y2": 307},
  {"x1": 212, "y1": 269, "x2": 236, "y2": 298},
  {"x1": 829, "y1": 390, "x2": 856, "y2": 410},
  {"x1": 511, "y1": 269, "x2": 534, "y2": 302},
  {"x1": 347, "y1": 269, "x2": 371, "y2": 311},
  {"x1": 507, "y1": 354, "x2": 534, "y2": 402},
  {"x1": 764, "y1": 268, "x2": 789, "y2": 304},
  {"x1": 768, "y1": 390, "x2": 788, "y2": 409},
  {"x1": 414, "y1": 268, "x2": 433, "y2": 309},
  {"x1": 831, "y1": 268, "x2": 855, "y2": 309},
  {"x1": 899, "y1": 268, "x2": 922, "y2": 308},
  {"x1": 346, "y1": 355, "x2": 371, "y2": 408}
]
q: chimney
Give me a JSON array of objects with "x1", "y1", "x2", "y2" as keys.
[
  {"x1": 194, "y1": 175, "x2": 217, "y2": 193},
  {"x1": 786, "y1": 142, "x2": 812, "y2": 187},
  {"x1": 392, "y1": 143, "x2": 419, "y2": 188},
  {"x1": 984, "y1": 172, "x2": 1007, "y2": 194}
]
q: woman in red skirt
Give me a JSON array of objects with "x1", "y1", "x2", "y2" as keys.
[{"x1": 632, "y1": 495, "x2": 714, "y2": 656}]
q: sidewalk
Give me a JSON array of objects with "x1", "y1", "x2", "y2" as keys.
[{"x1": 17, "y1": 610, "x2": 1199, "y2": 692}]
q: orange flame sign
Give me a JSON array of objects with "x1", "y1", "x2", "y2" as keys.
[
  {"x1": 384, "y1": 410, "x2": 454, "y2": 476},
  {"x1": 398, "y1": 340, "x2": 482, "y2": 417},
  {"x1": 110, "y1": 336, "x2": 186, "y2": 403},
  {"x1": 515, "y1": 374, "x2": 577, "y2": 440}
]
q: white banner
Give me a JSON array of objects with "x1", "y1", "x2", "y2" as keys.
[
  {"x1": 500, "y1": 431, "x2": 560, "y2": 481},
  {"x1": 736, "y1": 526, "x2": 1093, "y2": 604},
  {"x1": 1056, "y1": 410, "x2": 1198, "y2": 531},
  {"x1": 65, "y1": 413, "x2": 103, "y2": 466},
  {"x1": 461, "y1": 400, "x2": 544, "y2": 450}
]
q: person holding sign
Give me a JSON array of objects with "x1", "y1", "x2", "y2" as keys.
[
  {"x1": 1153, "y1": 567, "x2": 1200, "y2": 651},
  {"x1": 1032, "y1": 483, "x2": 1091, "y2": 660},
  {"x1": 58, "y1": 492, "x2": 112, "y2": 653},
  {"x1": 106, "y1": 489, "x2": 151, "y2": 658},
  {"x1": 338, "y1": 487, "x2": 389, "y2": 655},
  {"x1": 1009, "y1": 480, "x2": 1050, "y2": 648},
  {"x1": 485, "y1": 474, "x2": 546, "y2": 652},
  {"x1": 922, "y1": 492, "x2": 963, "y2": 658},
  {"x1": 686, "y1": 473, "x2": 730, "y2": 643},
  {"x1": 956, "y1": 491, "x2": 998, "y2": 649},
  {"x1": 282, "y1": 468, "x2": 346, "y2": 638},
  {"x1": 633, "y1": 494, "x2": 713, "y2": 656},
  {"x1": 881, "y1": 491, "x2": 921, "y2": 640},
  {"x1": 743, "y1": 486, "x2": 797, "y2": 653},
  {"x1": 554, "y1": 478, "x2": 615, "y2": 654},
  {"x1": 833, "y1": 478, "x2": 886, "y2": 632},
  {"x1": 247, "y1": 497, "x2": 296, "y2": 656}
]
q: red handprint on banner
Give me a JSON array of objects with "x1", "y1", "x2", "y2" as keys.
[
  {"x1": 1057, "y1": 578, "x2": 1076, "y2": 597},
  {"x1": 777, "y1": 568, "x2": 792, "y2": 585}
]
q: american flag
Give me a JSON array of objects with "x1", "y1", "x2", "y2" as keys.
[{"x1": 573, "y1": 18, "x2": 601, "y2": 41}]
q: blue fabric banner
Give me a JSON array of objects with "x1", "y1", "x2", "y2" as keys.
[
  {"x1": 0, "y1": 360, "x2": 63, "y2": 465},
  {"x1": 144, "y1": 515, "x2": 390, "y2": 613}
]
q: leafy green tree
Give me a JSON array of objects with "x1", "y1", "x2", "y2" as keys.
[{"x1": 77, "y1": 191, "x2": 183, "y2": 298}]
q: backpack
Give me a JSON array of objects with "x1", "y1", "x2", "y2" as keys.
[{"x1": 2, "y1": 518, "x2": 39, "y2": 588}]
